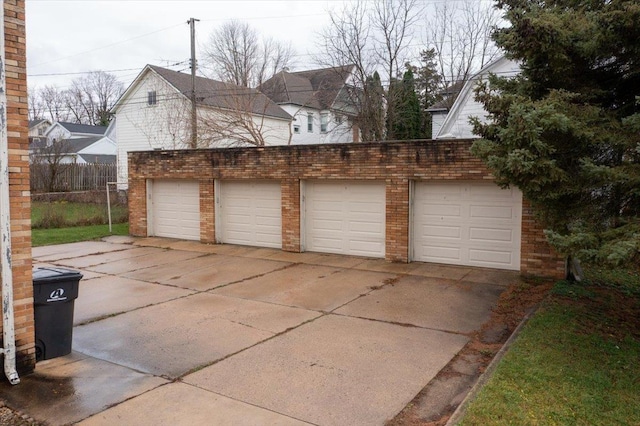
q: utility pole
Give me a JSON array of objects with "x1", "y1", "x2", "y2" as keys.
[{"x1": 188, "y1": 18, "x2": 199, "y2": 148}]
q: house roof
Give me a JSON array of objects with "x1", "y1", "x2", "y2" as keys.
[
  {"x1": 260, "y1": 65, "x2": 355, "y2": 110},
  {"x1": 56, "y1": 122, "x2": 107, "y2": 135},
  {"x1": 146, "y1": 65, "x2": 291, "y2": 121},
  {"x1": 78, "y1": 154, "x2": 116, "y2": 164},
  {"x1": 29, "y1": 119, "x2": 50, "y2": 129}
]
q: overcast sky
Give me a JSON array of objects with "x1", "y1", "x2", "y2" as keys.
[{"x1": 26, "y1": 0, "x2": 351, "y2": 90}]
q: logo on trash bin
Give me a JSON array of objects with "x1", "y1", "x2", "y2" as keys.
[{"x1": 47, "y1": 288, "x2": 67, "y2": 302}]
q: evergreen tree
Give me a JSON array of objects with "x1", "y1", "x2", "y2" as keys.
[
  {"x1": 471, "y1": 0, "x2": 640, "y2": 266},
  {"x1": 390, "y1": 67, "x2": 421, "y2": 140},
  {"x1": 360, "y1": 71, "x2": 385, "y2": 141},
  {"x1": 413, "y1": 49, "x2": 443, "y2": 138}
]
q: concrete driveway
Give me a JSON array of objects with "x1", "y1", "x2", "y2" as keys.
[{"x1": 0, "y1": 237, "x2": 516, "y2": 425}]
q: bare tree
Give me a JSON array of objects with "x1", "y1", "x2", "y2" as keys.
[
  {"x1": 372, "y1": 0, "x2": 421, "y2": 138},
  {"x1": 316, "y1": 1, "x2": 381, "y2": 141},
  {"x1": 67, "y1": 71, "x2": 124, "y2": 126},
  {"x1": 28, "y1": 87, "x2": 45, "y2": 121},
  {"x1": 29, "y1": 139, "x2": 74, "y2": 192},
  {"x1": 202, "y1": 20, "x2": 295, "y2": 88},
  {"x1": 197, "y1": 85, "x2": 291, "y2": 147},
  {"x1": 426, "y1": 0, "x2": 500, "y2": 106},
  {"x1": 37, "y1": 85, "x2": 72, "y2": 123}
]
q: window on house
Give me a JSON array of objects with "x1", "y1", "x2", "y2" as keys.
[
  {"x1": 148, "y1": 90, "x2": 157, "y2": 106},
  {"x1": 293, "y1": 124, "x2": 300, "y2": 134},
  {"x1": 320, "y1": 113, "x2": 328, "y2": 133},
  {"x1": 334, "y1": 114, "x2": 344, "y2": 125},
  {"x1": 307, "y1": 114, "x2": 313, "y2": 132}
]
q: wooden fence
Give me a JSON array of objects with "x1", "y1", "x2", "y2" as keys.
[{"x1": 30, "y1": 163, "x2": 118, "y2": 192}]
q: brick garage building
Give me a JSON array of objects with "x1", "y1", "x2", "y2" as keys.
[
  {"x1": 128, "y1": 140, "x2": 565, "y2": 279},
  {"x1": 1, "y1": 0, "x2": 35, "y2": 376}
]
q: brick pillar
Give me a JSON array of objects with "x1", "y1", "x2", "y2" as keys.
[
  {"x1": 199, "y1": 179, "x2": 214, "y2": 243},
  {"x1": 128, "y1": 177, "x2": 147, "y2": 237},
  {"x1": 520, "y1": 198, "x2": 565, "y2": 279},
  {"x1": 281, "y1": 179, "x2": 300, "y2": 252},
  {"x1": 2, "y1": 0, "x2": 35, "y2": 375},
  {"x1": 385, "y1": 179, "x2": 410, "y2": 262}
]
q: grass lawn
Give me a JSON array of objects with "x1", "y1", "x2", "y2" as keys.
[
  {"x1": 32, "y1": 223, "x2": 129, "y2": 247},
  {"x1": 459, "y1": 268, "x2": 640, "y2": 425},
  {"x1": 32, "y1": 201, "x2": 128, "y2": 229}
]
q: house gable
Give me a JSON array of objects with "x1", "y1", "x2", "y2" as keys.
[{"x1": 435, "y1": 56, "x2": 521, "y2": 139}]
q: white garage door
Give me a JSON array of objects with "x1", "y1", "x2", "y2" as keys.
[
  {"x1": 151, "y1": 180, "x2": 200, "y2": 240},
  {"x1": 412, "y1": 182, "x2": 522, "y2": 270},
  {"x1": 304, "y1": 181, "x2": 385, "y2": 258},
  {"x1": 218, "y1": 181, "x2": 282, "y2": 248}
]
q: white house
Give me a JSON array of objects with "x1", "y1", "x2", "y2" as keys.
[
  {"x1": 29, "y1": 120, "x2": 116, "y2": 164},
  {"x1": 44, "y1": 121, "x2": 108, "y2": 142},
  {"x1": 111, "y1": 65, "x2": 293, "y2": 187},
  {"x1": 259, "y1": 65, "x2": 360, "y2": 144},
  {"x1": 432, "y1": 56, "x2": 521, "y2": 139},
  {"x1": 28, "y1": 119, "x2": 51, "y2": 142}
]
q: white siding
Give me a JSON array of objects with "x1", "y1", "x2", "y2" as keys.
[
  {"x1": 282, "y1": 105, "x2": 354, "y2": 145},
  {"x1": 436, "y1": 57, "x2": 521, "y2": 139},
  {"x1": 78, "y1": 137, "x2": 116, "y2": 155},
  {"x1": 115, "y1": 73, "x2": 192, "y2": 188}
]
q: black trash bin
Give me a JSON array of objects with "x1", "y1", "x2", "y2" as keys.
[{"x1": 33, "y1": 267, "x2": 83, "y2": 361}]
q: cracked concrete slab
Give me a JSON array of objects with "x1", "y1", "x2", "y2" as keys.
[
  {"x1": 53, "y1": 246, "x2": 163, "y2": 269},
  {"x1": 74, "y1": 275, "x2": 194, "y2": 325},
  {"x1": 212, "y1": 264, "x2": 397, "y2": 311},
  {"x1": 32, "y1": 241, "x2": 133, "y2": 262},
  {"x1": 79, "y1": 382, "x2": 312, "y2": 426},
  {"x1": 73, "y1": 293, "x2": 319, "y2": 377},
  {"x1": 184, "y1": 314, "x2": 469, "y2": 426},
  {"x1": 0, "y1": 353, "x2": 166, "y2": 426},
  {"x1": 335, "y1": 275, "x2": 504, "y2": 334},
  {"x1": 85, "y1": 249, "x2": 205, "y2": 275},
  {"x1": 123, "y1": 254, "x2": 290, "y2": 291}
]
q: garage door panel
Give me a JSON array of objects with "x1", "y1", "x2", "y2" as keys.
[
  {"x1": 469, "y1": 227, "x2": 513, "y2": 243},
  {"x1": 469, "y1": 249, "x2": 513, "y2": 265},
  {"x1": 425, "y1": 225, "x2": 461, "y2": 239},
  {"x1": 470, "y1": 204, "x2": 514, "y2": 219},
  {"x1": 413, "y1": 182, "x2": 521, "y2": 270},
  {"x1": 423, "y1": 204, "x2": 462, "y2": 218},
  {"x1": 305, "y1": 181, "x2": 385, "y2": 258},
  {"x1": 151, "y1": 180, "x2": 200, "y2": 241},
  {"x1": 219, "y1": 181, "x2": 282, "y2": 249}
]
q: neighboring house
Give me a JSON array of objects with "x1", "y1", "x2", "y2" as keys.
[
  {"x1": 44, "y1": 121, "x2": 107, "y2": 142},
  {"x1": 29, "y1": 136, "x2": 116, "y2": 164},
  {"x1": 431, "y1": 56, "x2": 521, "y2": 139},
  {"x1": 111, "y1": 64, "x2": 293, "y2": 187},
  {"x1": 29, "y1": 120, "x2": 115, "y2": 164},
  {"x1": 28, "y1": 118, "x2": 51, "y2": 143},
  {"x1": 259, "y1": 65, "x2": 359, "y2": 144}
]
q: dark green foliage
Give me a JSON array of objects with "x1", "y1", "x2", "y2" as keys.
[
  {"x1": 411, "y1": 49, "x2": 443, "y2": 138},
  {"x1": 361, "y1": 71, "x2": 385, "y2": 141},
  {"x1": 471, "y1": 0, "x2": 640, "y2": 266},
  {"x1": 389, "y1": 67, "x2": 422, "y2": 140}
]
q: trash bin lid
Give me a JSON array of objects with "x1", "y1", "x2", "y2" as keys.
[{"x1": 33, "y1": 267, "x2": 83, "y2": 284}]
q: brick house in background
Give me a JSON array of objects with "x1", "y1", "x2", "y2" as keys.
[{"x1": 1, "y1": 0, "x2": 35, "y2": 376}]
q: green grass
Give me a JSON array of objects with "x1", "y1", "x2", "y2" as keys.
[
  {"x1": 32, "y1": 223, "x2": 129, "y2": 247},
  {"x1": 32, "y1": 201, "x2": 128, "y2": 229},
  {"x1": 459, "y1": 269, "x2": 640, "y2": 425}
]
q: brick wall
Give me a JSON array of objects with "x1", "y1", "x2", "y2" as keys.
[
  {"x1": 129, "y1": 140, "x2": 565, "y2": 279},
  {"x1": 2, "y1": 0, "x2": 35, "y2": 375}
]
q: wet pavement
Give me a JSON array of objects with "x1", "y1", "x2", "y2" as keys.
[{"x1": 0, "y1": 236, "x2": 517, "y2": 425}]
